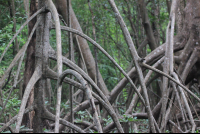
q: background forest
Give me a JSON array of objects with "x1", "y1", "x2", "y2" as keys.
[{"x1": 0, "y1": 0, "x2": 200, "y2": 133}]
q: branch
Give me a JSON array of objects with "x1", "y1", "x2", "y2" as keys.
[{"x1": 46, "y1": 0, "x2": 62, "y2": 132}]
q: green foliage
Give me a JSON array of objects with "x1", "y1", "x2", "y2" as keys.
[
  {"x1": 76, "y1": 111, "x2": 93, "y2": 122},
  {"x1": 0, "y1": 94, "x2": 21, "y2": 122},
  {"x1": 1, "y1": 130, "x2": 11, "y2": 133},
  {"x1": 43, "y1": 128, "x2": 50, "y2": 133},
  {"x1": 119, "y1": 114, "x2": 136, "y2": 123},
  {"x1": 4, "y1": 95, "x2": 20, "y2": 114},
  {"x1": 103, "y1": 116, "x2": 113, "y2": 126},
  {"x1": 122, "y1": 88, "x2": 128, "y2": 102},
  {"x1": 0, "y1": 1, "x2": 28, "y2": 78}
]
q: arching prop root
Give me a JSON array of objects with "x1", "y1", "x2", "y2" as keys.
[
  {"x1": 15, "y1": 67, "x2": 42, "y2": 133},
  {"x1": 57, "y1": 69, "x2": 103, "y2": 133}
]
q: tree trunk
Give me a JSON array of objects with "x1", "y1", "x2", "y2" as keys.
[
  {"x1": 33, "y1": 1, "x2": 49, "y2": 132},
  {"x1": 171, "y1": 0, "x2": 200, "y2": 132},
  {"x1": 22, "y1": 0, "x2": 37, "y2": 129},
  {"x1": 55, "y1": 0, "x2": 109, "y2": 96}
]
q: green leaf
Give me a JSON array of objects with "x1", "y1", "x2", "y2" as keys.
[{"x1": 128, "y1": 117, "x2": 134, "y2": 122}]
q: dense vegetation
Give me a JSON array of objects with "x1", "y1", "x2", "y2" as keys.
[{"x1": 0, "y1": 0, "x2": 200, "y2": 133}]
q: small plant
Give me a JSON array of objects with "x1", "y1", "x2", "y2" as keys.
[
  {"x1": 196, "y1": 129, "x2": 200, "y2": 133},
  {"x1": 0, "y1": 95, "x2": 21, "y2": 122},
  {"x1": 103, "y1": 116, "x2": 113, "y2": 125},
  {"x1": 119, "y1": 114, "x2": 137, "y2": 123}
]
